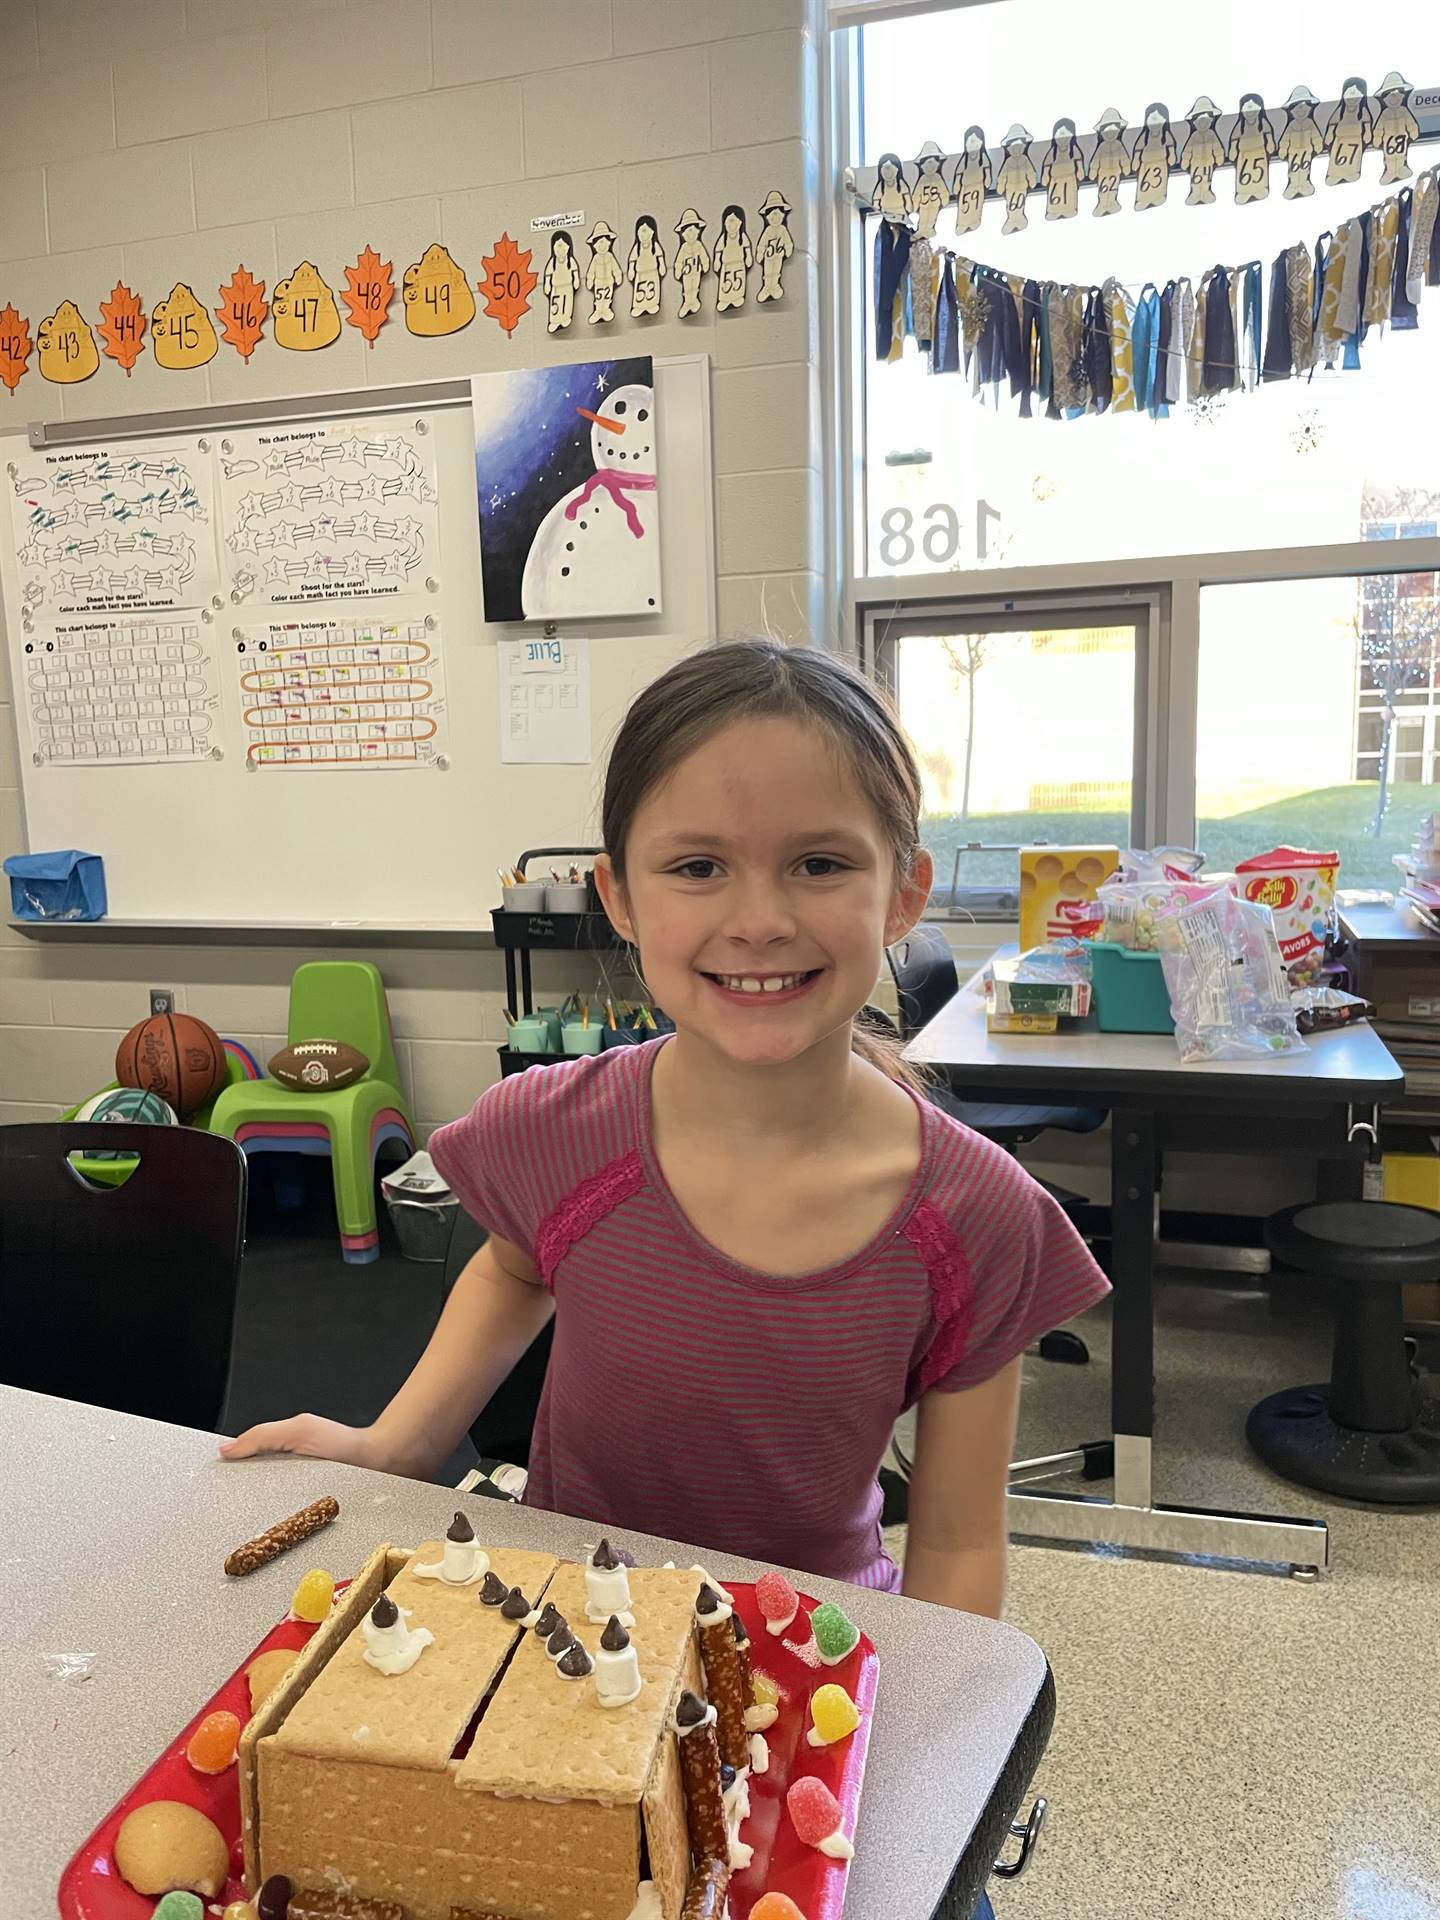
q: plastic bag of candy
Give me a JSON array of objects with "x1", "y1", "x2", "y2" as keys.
[
  {"x1": 1091, "y1": 877, "x2": 1228, "y2": 951},
  {"x1": 1290, "y1": 984, "x2": 1375, "y2": 1035},
  {"x1": 1160, "y1": 890, "x2": 1306, "y2": 1063},
  {"x1": 1115, "y1": 846, "x2": 1206, "y2": 884}
]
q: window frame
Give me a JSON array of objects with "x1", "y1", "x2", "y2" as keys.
[{"x1": 822, "y1": 7, "x2": 1440, "y2": 906}]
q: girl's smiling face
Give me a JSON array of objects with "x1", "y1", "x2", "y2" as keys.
[{"x1": 598, "y1": 716, "x2": 932, "y2": 1068}]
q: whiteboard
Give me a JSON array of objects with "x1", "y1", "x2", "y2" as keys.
[{"x1": 0, "y1": 356, "x2": 715, "y2": 924}]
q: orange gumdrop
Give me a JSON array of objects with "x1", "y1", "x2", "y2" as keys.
[
  {"x1": 751, "y1": 1897, "x2": 808, "y2": 1920},
  {"x1": 186, "y1": 1708, "x2": 241, "y2": 1774}
]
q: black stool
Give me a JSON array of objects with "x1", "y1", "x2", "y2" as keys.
[{"x1": 1246, "y1": 1201, "x2": 1440, "y2": 1502}]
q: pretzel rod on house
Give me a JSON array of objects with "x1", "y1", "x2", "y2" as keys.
[
  {"x1": 224, "y1": 1495, "x2": 339, "y2": 1576},
  {"x1": 672, "y1": 1689, "x2": 729, "y2": 1862},
  {"x1": 695, "y1": 1583, "x2": 750, "y2": 1771},
  {"x1": 681, "y1": 1855, "x2": 731, "y2": 1919}
]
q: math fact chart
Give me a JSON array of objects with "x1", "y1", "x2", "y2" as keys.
[
  {"x1": 219, "y1": 416, "x2": 441, "y2": 605},
  {"x1": 233, "y1": 615, "x2": 449, "y2": 770},
  {"x1": 497, "y1": 631, "x2": 591, "y2": 765},
  {"x1": 20, "y1": 614, "x2": 219, "y2": 766}
]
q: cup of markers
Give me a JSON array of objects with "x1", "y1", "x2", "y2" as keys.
[
  {"x1": 498, "y1": 864, "x2": 546, "y2": 913},
  {"x1": 546, "y1": 863, "x2": 590, "y2": 913}
]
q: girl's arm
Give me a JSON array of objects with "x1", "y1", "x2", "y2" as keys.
[
  {"x1": 899, "y1": 1357, "x2": 1022, "y2": 1618},
  {"x1": 219, "y1": 1235, "x2": 554, "y2": 1479}
]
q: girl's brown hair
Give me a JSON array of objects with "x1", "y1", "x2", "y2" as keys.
[{"x1": 602, "y1": 639, "x2": 933, "y2": 1091}]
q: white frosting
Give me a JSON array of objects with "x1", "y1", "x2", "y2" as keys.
[
  {"x1": 817, "y1": 1635, "x2": 858, "y2": 1667},
  {"x1": 749, "y1": 1731, "x2": 770, "y2": 1773},
  {"x1": 815, "y1": 1830, "x2": 855, "y2": 1861},
  {"x1": 584, "y1": 1556, "x2": 634, "y2": 1623},
  {"x1": 626, "y1": 1882, "x2": 663, "y2": 1920},
  {"x1": 663, "y1": 1559, "x2": 735, "y2": 1604},
  {"x1": 594, "y1": 1641, "x2": 643, "y2": 1708},
  {"x1": 744, "y1": 1701, "x2": 779, "y2": 1732},
  {"x1": 670, "y1": 1699, "x2": 718, "y2": 1736},
  {"x1": 361, "y1": 1605, "x2": 434, "y2": 1676},
  {"x1": 695, "y1": 1592, "x2": 734, "y2": 1628},
  {"x1": 413, "y1": 1536, "x2": 489, "y2": 1585},
  {"x1": 763, "y1": 1599, "x2": 798, "y2": 1636},
  {"x1": 728, "y1": 1833, "x2": 754, "y2": 1871}
]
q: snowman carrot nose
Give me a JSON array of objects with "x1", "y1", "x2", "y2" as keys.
[{"x1": 576, "y1": 406, "x2": 625, "y2": 434}]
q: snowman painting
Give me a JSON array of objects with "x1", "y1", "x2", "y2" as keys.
[{"x1": 475, "y1": 356, "x2": 661, "y2": 624}]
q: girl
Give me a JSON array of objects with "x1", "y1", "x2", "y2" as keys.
[
  {"x1": 953, "y1": 126, "x2": 992, "y2": 235},
  {"x1": 541, "y1": 230, "x2": 580, "y2": 334},
  {"x1": 221, "y1": 642, "x2": 1109, "y2": 1622},
  {"x1": 627, "y1": 213, "x2": 667, "y2": 318},
  {"x1": 714, "y1": 204, "x2": 754, "y2": 312}
]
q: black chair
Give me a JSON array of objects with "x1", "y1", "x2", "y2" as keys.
[
  {"x1": 1247, "y1": 1201, "x2": 1440, "y2": 1501},
  {"x1": 0, "y1": 1122, "x2": 247, "y2": 1431},
  {"x1": 446, "y1": 1205, "x2": 554, "y2": 1470}
]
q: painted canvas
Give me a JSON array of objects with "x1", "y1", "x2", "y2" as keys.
[{"x1": 475, "y1": 355, "x2": 660, "y2": 624}]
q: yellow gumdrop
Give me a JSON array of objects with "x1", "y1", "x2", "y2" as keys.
[
  {"x1": 809, "y1": 1682, "x2": 861, "y2": 1746},
  {"x1": 222, "y1": 1904, "x2": 257, "y2": 1920},
  {"x1": 290, "y1": 1567, "x2": 335, "y2": 1622},
  {"x1": 751, "y1": 1669, "x2": 781, "y2": 1709}
]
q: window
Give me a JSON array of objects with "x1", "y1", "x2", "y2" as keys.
[{"x1": 853, "y1": 3, "x2": 1440, "y2": 579}]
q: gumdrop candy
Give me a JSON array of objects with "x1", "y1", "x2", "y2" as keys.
[
  {"x1": 807, "y1": 1682, "x2": 861, "y2": 1746},
  {"x1": 222, "y1": 1904, "x2": 257, "y2": 1920},
  {"x1": 290, "y1": 1566, "x2": 335, "y2": 1622},
  {"x1": 750, "y1": 1897, "x2": 809, "y2": 1920},
  {"x1": 786, "y1": 1775, "x2": 854, "y2": 1859},
  {"x1": 754, "y1": 1570, "x2": 799, "y2": 1635},
  {"x1": 185, "y1": 1708, "x2": 241, "y2": 1774},
  {"x1": 153, "y1": 1896, "x2": 204, "y2": 1920},
  {"x1": 752, "y1": 1670, "x2": 780, "y2": 1709},
  {"x1": 810, "y1": 1601, "x2": 860, "y2": 1666}
]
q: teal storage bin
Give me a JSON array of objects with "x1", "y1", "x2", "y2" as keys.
[{"x1": 1089, "y1": 942, "x2": 1175, "y2": 1034}]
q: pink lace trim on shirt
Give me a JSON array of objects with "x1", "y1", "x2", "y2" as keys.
[
  {"x1": 903, "y1": 1198, "x2": 976, "y2": 1397},
  {"x1": 532, "y1": 1149, "x2": 646, "y2": 1287}
]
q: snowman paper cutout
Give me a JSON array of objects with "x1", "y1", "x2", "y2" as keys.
[
  {"x1": 674, "y1": 209, "x2": 711, "y2": 316},
  {"x1": 1229, "y1": 93, "x2": 1276, "y2": 204},
  {"x1": 1373, "y1": 72, "x2": 1419, "y2": 185},
  {"x1": 912, "y1": 142, "x2": 949, "y2": 238},
  {"x1": 996, "y1": 124, "x2": 1036, "y2": 233},
  {"x1": 1278, "y1": 86, "x2": 1324, "y2": 198},
  {"x1": 1132, "y1": 105, "x2": 1177, "y2": 211},
  {"x1": 543, "y1": 231, "x2": 581, "y2": 333},
  {"x1": 627, "y1": 215, "x2": 667, "y2": 318},
  {"x1": 585, "y1": 221, "x2": 623, "y2": 325},
  {"x1": 1089, "y1": 110, "x2": 1131, "y2": 216},
  {"x1": 1041, "y1": 119, "x2": 1082, "y2": 220},
  {"x1": 1325, "y1": 78, "x2": 1371, "y2": 186},
  {"x1": 1181, "y1": 96, "x2": 1225, "y2": 204},
  {"x1": 715, "y1": 205, "x2": 753, "y2": 312},
  {"x1": 520, "y1": 383, "x2": 660, "y2": 622},
  {"x1": 755, "y1": 190, "x2": 793, "y2": 302},
  {"x1": 953, "y1": 127, "x2": 992, "y2": 235}
]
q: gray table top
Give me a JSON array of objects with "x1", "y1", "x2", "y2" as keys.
[
  {"x1": 906, "y1": 964, "x2": 1403, "y2": 1106},
  {"x1": 4, "y1": 1386, "x2": 1050, "y2": 1920}
]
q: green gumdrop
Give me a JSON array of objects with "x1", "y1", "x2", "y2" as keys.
[
  {"x1": 153, "y1": 1895, "x2": 204, "y2": 1920},
  {"x1": 810, "y1": 1601, "x2": 859, "y2": 1659}
]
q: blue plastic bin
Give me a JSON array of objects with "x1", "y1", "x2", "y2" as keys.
[
  {"x1": 1088, "y1": 942, "x2": 1175, "y2": 1033},
  {"x1": 4, "y1": 850, "x2": 107, "y2": 922}
]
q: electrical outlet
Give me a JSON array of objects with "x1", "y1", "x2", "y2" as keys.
[{"x1": 149, "y1": 989, "x2": 176, "y2": 1016}]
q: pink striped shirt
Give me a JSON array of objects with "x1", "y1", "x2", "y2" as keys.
[{"x1": 430, "y1": 1038, "x2": 1110, "y2": 1592}]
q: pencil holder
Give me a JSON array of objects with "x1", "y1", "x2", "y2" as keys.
[
  {"x1": 545, "y1": 882, "x2": 590, "y2": 913},
  {"x1": 562, "y1": 1023, "x2": 605, "y2": 1055},
  {"x1": 501, "y1": 883, "x2": 547, "y2": 913},
  {"x1": 536, "y1": 1005, "x2": 565, "y2": 1051},
  {"x1": 507, "y1": 1017, "x2": 553, "y2": 1054}
]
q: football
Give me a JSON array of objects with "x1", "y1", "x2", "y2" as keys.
[{"x1": 267, "y1": 1038, "x2": 370, "y2": 1092}]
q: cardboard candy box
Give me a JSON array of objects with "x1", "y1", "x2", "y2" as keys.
[
  {"x1": 1017, "y1": 846, "x2": 1119, "y2": 952},
  {"x1": 1233, "y1": 846, "x2": 1339, "y2": 984}
]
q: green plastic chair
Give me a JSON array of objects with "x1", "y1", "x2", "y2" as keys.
[
  {"x1": 208, "y1": 962, "x2": 415, "y2": 1264},
  {"x1": 60, "y1": 1042, "x2": 261, "y2": 1191}
]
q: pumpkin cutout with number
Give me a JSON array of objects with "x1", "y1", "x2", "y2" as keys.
[
  {"x1": 37, "y1": 300, "x2": 99, "y2": 384},
  {"x1": 272, "y1": 261, "x2": 342, "y2": 351},
  {"x1": 403, "y1": 242, "x2": 475, "y2": 336},
  {"x1": 152, "y1": 283, "x2": 219, "y2": 370}
]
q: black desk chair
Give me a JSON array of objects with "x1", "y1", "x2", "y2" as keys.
[
  {"x1": 1247, "y1": 1201, "x2": 1440, "y2": 1501},
  {"x1": 0, "y1": 1122, "x2": 247, "y2": 1431}
]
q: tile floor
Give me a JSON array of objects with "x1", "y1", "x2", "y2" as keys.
[{"x1": 887, "y1": 1275, "x2": 1440, "y2": 1920}]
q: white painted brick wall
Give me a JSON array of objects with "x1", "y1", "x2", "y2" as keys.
[{"x1": 0, "y1": 0, "x2": 824, "y2": 1119}]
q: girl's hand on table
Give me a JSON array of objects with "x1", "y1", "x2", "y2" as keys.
[{"x1": 218, "y1": 1413, "x2": 384, "y2": 1470}]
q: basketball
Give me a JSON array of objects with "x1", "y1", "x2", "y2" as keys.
[
  {"x1": 74, "y1": 1087, "x2": 179, "y2": 1158},
  {"x1": 115, "y1": 1012, "x2": 228, "y2": 1118}
]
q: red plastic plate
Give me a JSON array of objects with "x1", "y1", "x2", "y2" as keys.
[{"x1": 58, "y1": 1579, "x2": 877, "y2": 1920}]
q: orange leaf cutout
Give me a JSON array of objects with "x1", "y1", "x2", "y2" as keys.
[
  {"x1": 478, "y1": 233, "x2": 538, "y2": 338},
  {"x1": 98, "y1": 281, "x2": 146, "y2": 375},
  {"x1": 0, "y1": 304, "x2": 32, "y2": 395},
  {"x1": 217, "y1": 265, "x2": 268, "y2": 361},
  {"x1": 343, "y1": 244, "x2": 395, "y2": 346}
]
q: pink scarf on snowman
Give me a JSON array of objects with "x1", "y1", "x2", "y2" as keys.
[{"x1": 564, "y1": 468, "x2": 656, "y2": 539}]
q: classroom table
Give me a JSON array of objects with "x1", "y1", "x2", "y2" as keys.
[
  {"x1": 4, "y1": 1385, "x2": 1052, "y2": 1920},
  {"x1": 905, "y1": 958, "x2": 1405, "y2": 1576}
]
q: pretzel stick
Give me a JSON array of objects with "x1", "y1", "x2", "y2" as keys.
[{"x1": 224, "y1": 1495, "x2": 339, "y2": 1576}]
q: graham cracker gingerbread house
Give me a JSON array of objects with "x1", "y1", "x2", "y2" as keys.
[{"x1": 238, "y1": 1540, "x2": 713, "y2": 1920}]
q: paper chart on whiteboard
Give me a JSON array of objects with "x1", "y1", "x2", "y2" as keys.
[
  {"x1": 6, "y1": 436, "x2": 219, "y2": 619},
  {"x1": 234, "y1": 615, "x2": 448, "y2": 769},
  {"x1": 20, "y1": 614, "x2": 220, "y2": 766},
  {"x1": 498, "y1": 633, "x2": 591, "y2": 765},
  {"x1": 219, "y1": 415, "x2": 441, "y2": 605}
]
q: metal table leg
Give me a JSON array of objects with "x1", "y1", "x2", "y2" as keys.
[{"x1": 1006, "y1": 1105, "x2": 1330, "y2": 1574}]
